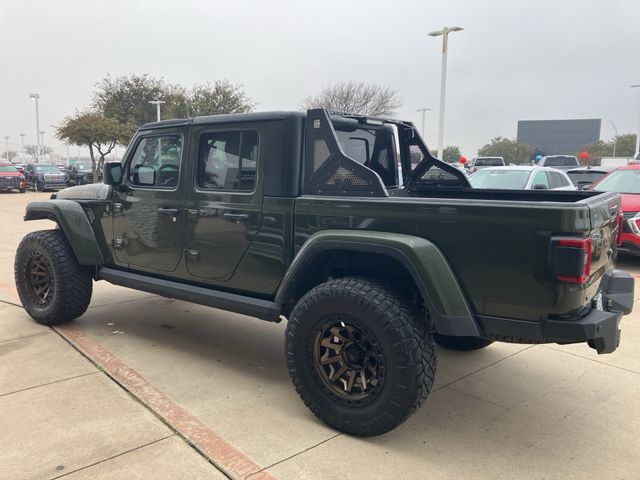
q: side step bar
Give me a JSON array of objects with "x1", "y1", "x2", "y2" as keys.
[{"x1": 97, "y1": 267, "x2": 282, "y2": 322}]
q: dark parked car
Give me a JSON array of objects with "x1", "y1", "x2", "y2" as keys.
[
  {"x1": 15, "y1": 109, "x2": 634, "y2": 436},
  {"x1": 0, "y1": 163, "x2": 26, "y2": 192},
  {"x1": 537, "y1": 155, "x2": 581, "y2": 171},
  {"x1": 24, "y1": 163, "x2": 68, "y2": 191},
  {"x1": 65, "y1": 162, "x2": 95, "y2": 186},
  {"x1": 566, "y1": 167, "x2": 610, "y2": 190}
]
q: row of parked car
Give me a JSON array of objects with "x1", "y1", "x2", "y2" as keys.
[
  {"x1": 457, "y1": 155, "x2": 610, "y2": 191},
  {"x1": 0, "y1": 162, "x2": 99, "y2": 193}
]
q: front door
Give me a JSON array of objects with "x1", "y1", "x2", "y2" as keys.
[
  {"x1": 112, "y1": 130, "x2": 186, "y2": 272},
  {"x1": 184, "y1": 126, "x2": 262, "y2": 282}
]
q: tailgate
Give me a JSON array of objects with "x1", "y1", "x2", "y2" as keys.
[{"x1": 584, "y1": 191, "x2": 621, "y2": 280}]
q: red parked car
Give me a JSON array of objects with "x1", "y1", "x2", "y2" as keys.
[
  {"x1": 0, "y1": 163, "x2": 26, "y2": 193},
  {"x1": 591, "y1": 164, "x2": 640, "y2": 255}
]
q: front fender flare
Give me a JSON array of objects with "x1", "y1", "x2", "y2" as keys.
[
  {"x1": 24, "y1": 200, "x2": 104, "y2": 266},
  {"x1": 276, "y1": 230, "x2": 479, "y2": 336}
]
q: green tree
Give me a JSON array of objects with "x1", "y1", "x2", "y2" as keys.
[
  {"x1": 92, "y1": 74, "x2": 168, "y2": 127},
  {"x1": 92, "y1": 75, "x2": 255, "y2": 144},
  {"x1": 576, "y1": 140, "x2": 612, "y2": 160},
  {"x1": 24, "y1": 145, "x2": 54, "y2": 162},
  {"x1": 302, "y1": 81, "x2": 402, "y2": 116},
  {"x1": 2, "y1": 150, "x2": 18, "y2": 161},
  {"x1": 442, "y1": 146, "x2": 461, "y2": 163},
  {"x1": 56, "y1": 112, "x2": 132, "y2": 181},
  {"x1": 477, "y1": 137, "x2": 534, "y2": 164},
  {"x1": 577, "y1": 133, "x2": 637, "y2": 160},
  {"x1": 612, "y1": 133, "x2": 637, "y2": 157}
]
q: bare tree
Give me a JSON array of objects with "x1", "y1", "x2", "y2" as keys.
[
  {"x1": 2, "y1": 151, "x2": 18, "y2": 162},
  {"x1": 302, "y1": 81, "x2": 402, "y2": 117},
  {"x1": 24, "y1": 145, "x2": 54, "y2": 162}
]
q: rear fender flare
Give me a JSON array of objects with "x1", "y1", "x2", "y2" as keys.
[
  {"x1": 24, "y1": 200, "x2": 104, "y2": 266},
  {"x1": 276, "y1": 230, "x2": 479, "y2": 336}
]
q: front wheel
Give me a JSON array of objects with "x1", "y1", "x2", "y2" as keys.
[
  {"x1": 19, "y1": 188, "x2": 25, "y2": 193},
  {"x1": 33, "y1": 181, "x2": 39, "y2": 192},
  {"x1": 15, "y1": 229, "x2": 93, "y2": 325},
  {"x1": 434, "y1": 334, "x2": 494, "y2": 351},
  {"x1": 285, "y1": 277, "x2": 436, "y2": 436}
]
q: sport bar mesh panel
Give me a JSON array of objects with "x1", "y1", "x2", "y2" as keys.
[
  {"x1": 326, "y1": 166, "x2": 369, "y2": 186},
  {"x1": 313, "y1": 138, "x2": 331, "y2": 172},
  {"x1": 409, "y1": 144, "x2": 424, "y2": 170},
  {"x1": 303, "y1": 109, "x2": 387, "y2": 197}
]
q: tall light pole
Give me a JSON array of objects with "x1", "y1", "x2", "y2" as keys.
[
  {"x1": 20, "y1": 133, "x2": 25, "y2": 161},
  {"x1": 416, "y1": 107, "x2": 431, "y2": 139},
  {"x1": 632, "y1": 85, "x2": 640, "y2": 158},
  {"x1": 148, "y1": 100, "x2": 166, "y2": 122},
  {"x1": 429, "y1": 26, "x2": 464, "y2": 159},
  {"x1": 3, "y1": 136, "x2": 8, "y2": 162},
  {"x1": 609, "y1": 121, "x2": 618, "y2": 157},
  {"x1": 29, "y1": 93, "x2": 41, "y2": 163}
]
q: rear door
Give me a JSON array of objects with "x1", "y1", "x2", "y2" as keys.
[{"x1": 184, "y1": 124, "x2": 262, "y2": 282}]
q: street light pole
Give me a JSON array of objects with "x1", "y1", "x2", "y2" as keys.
[
  {"x1": 29, "y1": 94, "x2": 41, "y2": 163},
  {"x1": 3, "y1": 136, "x2": 8, "y2": 162},
  {"x1": 609, "y1": 121, "x2": 618, "y2": 157},
  {"x1": 148, "y1": 100, "x2": 166, "y2": 122},
  {"x1": 429, "y1": 26, "x2": 463, "y2": 159},
  {"x1": 632, "y1": 85, "x2": 640, "y2": 158},
  {"x1": 416, "y1": 107, "x2": 431, "y2": 139}
]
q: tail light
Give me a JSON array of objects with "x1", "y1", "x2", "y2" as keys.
[{"x1": 550, "y1": 237, "x2": 592, "y2": 284}]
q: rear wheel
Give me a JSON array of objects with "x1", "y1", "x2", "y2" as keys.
[
  {"x1": 19, "y1": 188, "x2": 25, "y2": 193},
  {"x1": 434, "y1": 334, "x2": 494, "y2": 351},
  {"x1": 286, "y1": 277, "x2": 436, "y2": 436},
  {"x1": 15, "y1": 229, "x2": 93, "y2": 325}
]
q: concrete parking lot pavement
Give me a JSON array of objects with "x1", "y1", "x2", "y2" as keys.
[{"x1": 1, "y1": 190, "x2": 640, "y2": 479}]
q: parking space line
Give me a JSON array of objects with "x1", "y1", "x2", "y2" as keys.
[{"x1": 54, "y1": 323, "x2": 277, "y2": 480}]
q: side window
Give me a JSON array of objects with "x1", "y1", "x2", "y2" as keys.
[
  {"x1": 532, "y1": 171, "x2": 550, "y2": 189},
  {"x1": 128, "y1": 135, "x2": 182, "y2": 188},
  {"x1": 197, "y1": 130, "x2": 258, "y2": 191},
  {"x1": 548, "y1": 171, "x2": 564, "y2": 189}
]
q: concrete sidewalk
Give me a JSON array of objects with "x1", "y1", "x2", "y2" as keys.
[{"x1": 0, "y1": 301, "x2": 226, "y2": 480}]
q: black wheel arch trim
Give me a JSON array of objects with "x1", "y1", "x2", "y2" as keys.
[
  {"x1": 276, "y1": 231, "x2": 480, "y2": 337},
  {"x1": 24, "y1": 200, "x2": 104, "y2": 266}
]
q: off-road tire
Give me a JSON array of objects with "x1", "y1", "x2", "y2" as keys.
[
  {"x1": 15, "y1": 229, "x2": 93, "y2": 325},
  {"x1": 19, "y1": 188, "x2": 25, "y2": 193},
  {"x1": 285, "y1": 277, "x2": 437, "y2": 436},
  {"x1": 434, "y1": 334, "x2": 494, "y2": 351}
]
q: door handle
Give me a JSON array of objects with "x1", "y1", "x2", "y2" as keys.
[
  {"x1": 158, "y1": 207, "x2": 179, "y2": 215},
  {"x1": 223, "y1": 212, "x2": 249, "y2": 223}
]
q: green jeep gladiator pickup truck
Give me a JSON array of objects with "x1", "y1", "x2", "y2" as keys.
[{"x1": 14, "y1": 109, "x2": 634, "y2": 436}]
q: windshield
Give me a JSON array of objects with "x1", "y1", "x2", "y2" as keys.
[
  {"x1": 34, "y1": 165, "x2": 63, "y2": 173},
  {"x1": 593, "y1": 169, "x2": 640, "y2": 194},
  {"x1": 0, "y1": 165, "x2": 18, "y2": 173},
  {"x1": 469, "y1": 169, "x2": 531, "y2": 189},
  {"x1": 543, "y1": 156, "x2": 578, "y2": 166},
  {"x1": 474, "y1": 158, "x2": 503, "y2": 166},
  {"x1": 76, "y1": 163, "x2": 92, "y2": 171}
]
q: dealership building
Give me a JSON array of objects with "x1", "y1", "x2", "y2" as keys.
[{"x1": 517, "y1": 119, "x2": 601, "y2": 156}]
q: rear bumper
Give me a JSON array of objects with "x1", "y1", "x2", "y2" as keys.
[{"x1": 477, "y1": 269, "x2": 634, "y2": 354}]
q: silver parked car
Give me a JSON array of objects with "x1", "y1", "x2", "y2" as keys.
[{"x1": 469, "y1": 166, "x2": 576, "y2": 190}]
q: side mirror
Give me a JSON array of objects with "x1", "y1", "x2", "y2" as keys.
[
  {"x1": 104, "y1": 162, "x2": 123, "y2": 185},
  {"x1": 532, "y1": 184, "x2": 548, "y2": 190}
]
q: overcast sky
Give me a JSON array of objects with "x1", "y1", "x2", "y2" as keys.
[{"x1": 1, "y1": 0, "x2": 639, "y2": 158}]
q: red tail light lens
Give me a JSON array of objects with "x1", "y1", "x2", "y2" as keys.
[{"x1": 550, "y1": 237, "x2": 592, "y2": 284}]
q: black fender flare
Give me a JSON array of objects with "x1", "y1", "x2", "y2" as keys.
[
  {"x1": 24, "y1": 200, "x2": 104, "y2": 266},
  {"x1": 276, "y1": 230, "x2": 479, "y2": 336}
]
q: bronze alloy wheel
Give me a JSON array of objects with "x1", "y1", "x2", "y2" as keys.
[
  {"x1": 27, "y1": 253, "x2": 54, "y2": 306},
  {"x1": 313, "y1": 317, "x2": 385, "y2": 405}
]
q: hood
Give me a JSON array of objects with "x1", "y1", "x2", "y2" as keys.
[
  {"x1": 620, "y1": 193, "x2": 640, "y2": 212},
  {"x1": 0, "y1": 172, "x2": 22, "y2": 177},
  {"x1": 55, "y1": 183, "x2": 111, "y2": 201}
]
